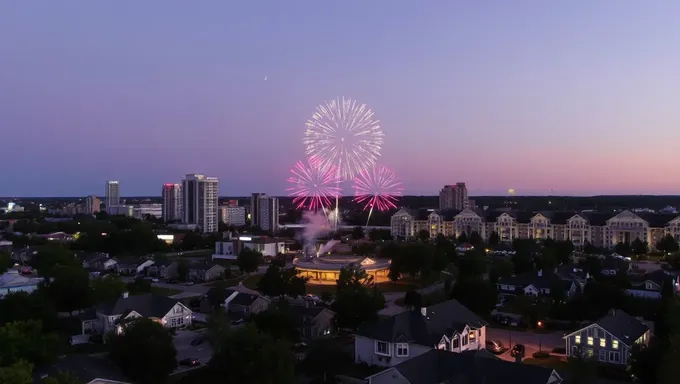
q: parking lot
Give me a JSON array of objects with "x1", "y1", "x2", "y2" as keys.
[{"x1": 173, "y1": 329, "x2": 212, "y2": 372}]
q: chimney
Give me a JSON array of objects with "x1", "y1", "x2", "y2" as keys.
[
  {"x1": 537, "y1": 269, "x2": 542, "y2": 277},
  {"x1": 122, "y1": 291, "x2": 129, "y2": 299},
  {"x1": 420, "y1": 307, "x2": 427, "y2": 317}
]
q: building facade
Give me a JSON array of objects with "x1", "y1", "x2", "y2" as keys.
[
  {"x1": 253, "y1": 194, "x2": 279, "y2": 232},
  {"x1": 250, "y1": 192, "x2": 266, "y2": 227},
  {"x1": 182, "y1": 174, "x2": 219, "y2": 233},
  {"x1": 439, "y1": 183, "x2": 468, "y2": 210},
  {"x1": 390, "y1": 208, "x2": 680, "y2": 250},
  {"x1": 162, "y1": 183, "x2": 183, "y2": 222},
  {"x1": 219, "y1": 205, "x2": 246, "y2": 227},
  {"x1": 85, "y1": 195, "x2": 100, "y2": 215},
  {"x1": 105, "y1": 181, "x2": 120, "y2": 214}
]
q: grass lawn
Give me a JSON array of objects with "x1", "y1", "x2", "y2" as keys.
[
  {"x1": 523, "y1": 356, "x2": 568, "y2": 371},
  {"x1": 149, "y1": 287, "x2": 182, "y2": 296},
  {"x1": 66, "y1": 342, "x2": 108, "y2": 355},
  {"x1": 206, "y1": 277, "x2": 243, "y2": 288},
  {"x1": 242, "y1": 274, "x2": 263, "y2": 290}
]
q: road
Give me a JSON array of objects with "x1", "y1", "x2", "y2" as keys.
[{"x1": 486, "y1": 327, "x2": 565, "y2": 361}]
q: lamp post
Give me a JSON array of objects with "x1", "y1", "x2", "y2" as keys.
[{"x1": 537, "y1": 320, "x2": 544, "y2": 353}]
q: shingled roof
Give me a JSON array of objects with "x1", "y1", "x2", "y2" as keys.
[
  {"x1": 356, "y1": 299, "x2": 487, "y2": 346},
  {"x1": 594, "y1": 310, "x2": 649, "y2": 347},
  {"x1": 372, "y1": 349, "x2": 559, "y2": 384},
  {"x1": 95, "y1": 293, "x2": 180, "y2": 318}
]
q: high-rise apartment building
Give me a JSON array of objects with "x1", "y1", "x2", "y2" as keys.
[
  {"x1": 105, "y1": 181, "x2": 120, "y2": 214},
  {"x1": 250, "y1": 193, "x2": 266, "y2": 227},
  {"x1": 85, "y1": 195, "x2": 100, "y2": 215},
  {"x1": 252, "y1": 194, "x2": 279, "y2": 232},
  {"x1": 219, "y1": 205, "x2": 246, "y2": 227},
  {"x1": 439, "y1": 183, "x2": 469, "y2": 210},
  {"x1": 182, "y1": 174, "x2": 219, "y2": 233},
  {"x1": 162, "y1": 183, "x2": 183, "y2": 222}
]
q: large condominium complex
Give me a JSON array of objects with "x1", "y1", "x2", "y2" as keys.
[
  {"x1": 251, "y1": 193, "x2": 279, "y2": 232},
  {"x1": 439, "y1": 183, "x2": 468, "y2": 210},
  {"x1": 219, "y1": 205, "x2": 246, "y2": 227},
  {"x1": 162, "y1": 183, "x2": 183, "y2": 222},
  {"x1": 182, "y1": 174, "x2": 219, "y2": 233},
  {"x1": 105, "y1": 181, "x2": 120, "y2": 213},
  {"x1": 391, "y1": 208, "x2": 680, "y2": 250}
]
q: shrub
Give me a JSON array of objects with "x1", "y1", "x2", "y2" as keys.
[
  {"x1": 552, "y1": 347, "x2": 566, "y2": 354},
  {"x1": 532, "y1": 351, "x2": 550, "y2": 359}
]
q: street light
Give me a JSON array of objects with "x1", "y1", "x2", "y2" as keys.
[{"x1": 537, "y1": 320, "x2": 544, "y2": 353}]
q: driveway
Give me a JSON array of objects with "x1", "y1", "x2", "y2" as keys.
[
  {"x1": 173, "y1": 329, "x2": 212, "y2": 372},
  {"x1": 486, "y1": 327, "x2": 565, "y2": 361}
]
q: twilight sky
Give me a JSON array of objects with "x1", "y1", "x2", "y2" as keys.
[{"x1": 2, "y1": 1, "x2": 680, "y2": 197}]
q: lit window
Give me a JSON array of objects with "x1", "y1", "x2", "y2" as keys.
[
  {"x1": 396, "y1": 343, "x2": 409, "y2": 357},
  {"x1": 600, "y1": 338, "x2": 606, "y2": 347},
  {"x1": 587, "y1": 337, "x2": 593, "y2": 346},
  {"x1": 612, "y1": 340, "x2": 619, "y2": 349},
  {"x1": 375, "y1": 341, "x2": 390, "y2": 356},
  {"x1": 575, "y1": 335, "x2": 581, "y2": 344}
]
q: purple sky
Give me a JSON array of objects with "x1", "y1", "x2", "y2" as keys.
[{"x1": 2, "y1": 1, "x2": 680, "y2": 197}]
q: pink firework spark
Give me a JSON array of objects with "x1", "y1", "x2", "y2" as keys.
[
  {"x1": 353, "y1": 165, "x2": 403, "y2": 212},
  {"x1": 286, "y1": 158, "x2": 341, "y2": 211}
]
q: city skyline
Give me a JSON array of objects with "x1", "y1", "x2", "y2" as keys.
[{"x1": 3, "y1": 2, "x2": 680, "y2": 196}]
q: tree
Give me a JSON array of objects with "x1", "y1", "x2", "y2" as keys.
[
  {"x1": 176, "y1": 259, "x2": 189, "y2": 281},
  {"x1": 488, "y1": 232, "x2": 500, "y2": 246},
  {"x1": 31, "y1": 247, "x2": 79, "y2": 277},
  {"x1": 657, "y1": 234, "x2": 679, "y2": 254},
  {"x1": 237, "y1": 248, "x2": 262, "y2": 274},
  {"x1": 629, "y1": 341, "x2": 663, "y2": 384},
  {"x1": 458, "y1": 250, "x2": 488, "y2": 278},
  {"x1": 336, "y1": 264, "x2": 373, "y2": 293},
  {"x1": 251, "y1": 304, "x2": 300, "y2": 342},
  {"x1": 631, "y1": 238, "x2": 648, "y2": 257},
  {"x1": 0, "y1": 360, "x2": 33, "y2": 384},
  {"x1": 43, "y1": 265, "x2": 92, "y2": 314},
  {"x1": 417, "y1": 229, "x2": 430, "y2": 242},
  {"x1": 126, "y1": 277, "x2": 151, "y2": 294},
  {"x1": 450, "y1": 277, "x2": 497, "y2": 317},
  {"x1": 0, "y1": 291, "x2": 58, "y2": 330},
  {"x1": 456, "y1": 232, "x2": 468, "y2": 244},
  {"x1": 468, "y1": 232, "x2": 483, "y2": 247},
  {"x1": 299, "y1": 339, "x2": 353, "y2": 383},
  {"x1": 488, "y1": 259, "x2": 514, "y2": 283},
  {"x1": 42, "y1": 371, "x2": 84, "y2": 384},
  {"x1": 257, "y1": 262, "x2": 308, "y2": 298},
  {"x1": 565, "y1": 347, "x2": 597, "y2": 384},
  {"x1": 206, "y1": 280, "x2": 230, "y2": 309},
  {"x1": 91, "y1": 276, "x2": 126, "y2": 304},
  {"x1": 332, "y1": 265, "x2": 385, "y2": 329},
  {"x1": 403, "y1": 290, "x2": 423, "y2": 310},
  {"x1": 205, "y1": 309, "x2": 231, "y2": 349},
  {"x1": 351, "y1": 226, "x2": 364, "y2": 240},
  {"x1": 0, "y1": 320, "x2": 59, "y2": 367},
  {"x1": 208, "y1": 324, "x2": 295, "y2": 384},
  {"x1": 0, "y1": 252, "x2": 10, "y2": 274},
  {"x1": 108, "y1": 319, "x2": 177, "y2": 384}
]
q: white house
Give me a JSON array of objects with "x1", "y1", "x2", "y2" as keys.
[
  {"x1": 213, "y1": 241, "x2": 237, "y2": 260},
  {"x1": 0, "y1": 269, "x2": 44, "y2": 298},
  {"x1": 354, "y1": 299, "x2": 488, "y2": 367}
]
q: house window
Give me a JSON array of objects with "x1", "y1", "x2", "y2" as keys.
[
  {"x1": 469, "y1": 330, "x2": 476, "y2": 341},
  {"x1": 600, "y1": 338, "x2": 606, "y2": 347},
  {"x1": 609, "y1": 351, "x2": 620, "y2": 363},
  {"x1": 395, "y1": 343, "x2": 409, "y2": 357},
  {"x1": 587, "y1": 337, "x2": 593, "y2": 346},
  {"x1": 612, "y1": 340, "x2": 619, "y2": 349},
  {"x1": 462, "y1": 333, "x2": 469, "y2": 345},
  {"x1": 585, "y1": 349, "x2": 594, "y2": 358},
  {"x1": 375, "y1": 341, "x2": 390, "y2": 356},
  {"x1": 171, "y1": 318, "x2": 176, "y2": 327},
  {"x1": 177, "y1": 317, "x2": 184, "y2": 325},
  {"x1": 452, "y1": 336, "x2": 460, "y2": 349},
  {"x1": 575, "y1": 335, "x2": 581, "y2": 344},
  {"x1": 598, "y1": 349, "x2": 607, "y2": 362}
]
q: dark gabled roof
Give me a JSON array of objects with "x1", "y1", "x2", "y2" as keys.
[
  {"x1": 581, "y1": 212, "x2": 611, "y2": 226},
  {"x1": 384, "y1": 349, "x2": 557, "y2": 384},
  {"x1": 229, "y1": 292, "x2": 265, "y2": 307},
  {"x1": 34, "y1": 355, "x2": 130, "y2": 384},
  {"x1": 514, "y1": 211, "x2": 534, "y2": 223},
  {"x1": 630, "y1": 269, "x2": 675, "y2": 288},
  {"x1": 498, "y1": 272, "x2": 570, "y2": 290},
  {"x1": 595, "y1": 310, "x2": 649, "y2": 346},
  {"x1": 438, "y1": 209, "x2": 459, "y2": 221},
  {"x1": 483, "y1": 211, "x2": 506, "y2": 222},
  {"x1": 550, "y1": 211, "x2": 576, "y2": 225},
  {"x1": 556, "y1": 264, "x2": 589, "y2": 280},
  {"x1": 289, "y1": 305, "x2": 335, "y2": 320},
  {"x1": 636, "y1": 213, "x2": 678, "y2": 228},
  {"x1": 188, "y1": 262, "x2": 223, "y2": 272},
  {"x1": 356, "y1": 299, "x2": 487, "y2": 347},
  {"x1": 95, "y1": 293, "x2": 180, "y2": 318}
]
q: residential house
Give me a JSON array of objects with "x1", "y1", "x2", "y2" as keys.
[
  {"x1": 289, "y1": 304, "x2": 336, "y2": 340},
  {"x1": 116, "y1": 258, "x2": 154, "y2": 276},
  {"x1": 10, "y1": 246, "x2": 39, "y2": 263},
  {"x1": 354, "y1": 299, "x2": 488, "y2": 367},
  {"x1": 224, "y1": 290, "x2": 270, "y2": 316},
  {"x1": 626, "y1": 270, "x2": 679, "y2": 300},
  {"x1": 79, "y1": 292, "x2": 192, "y2": 337},
  {"x1": 364, "y1": 349, "x2": 562, "y2": 384},
  {"x1": 600, "y1": 254, "x2": 631, "y2": 276},
  {"x1": 34, "y1": 354, "x2": 131, "y2": 384},
  {"x1": 0, "y1": 269, "x2": 44, "y2": 298},
  {"x1": 80, "y1": 252, "x2": 118, "y2": 271},
  {"x1": 497, "y1": 270, "x2": 578, "y2": 299},
  {"x1": 390, "y1": 208, "x2": 680, "y2": 251},
  {"x1": 147, "y1": 260, "x2": 178, "y2": 279},
  {"x1": 563, "y1": 309, "x2": 651, "y2": 365},
  {"x1": 188, "y1": 262, "x2": 225, "y2": 282},
  {"x1": 555, "y1": 264, "x2": 591, "y2": 292}
]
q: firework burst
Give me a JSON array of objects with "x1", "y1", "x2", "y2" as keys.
[
  {"x1": 353, "y1": 165, "x2": 403, "y2": 226},
  {"x1": 303, "y1": 97, "x2": 384, "y2": 181},
  {"x1": 286, "y1": 158, "x2": 341, "y2": 211}
]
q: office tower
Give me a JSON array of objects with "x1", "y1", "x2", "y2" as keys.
[
  {"x1": 182, "y1": 174, "x2": 219, "y2": 233},
  {"x1": 219, "y1": 205, "x2": 246, "y2": 227},
  {"x1": 439, "y1": 182, "x2": 469, "y2": 210},
  {"x1": 250, "y1": 193, "x2": 266, "y2": 227},
  {"x1": 253, "y1": 194, "x2": 279, "y2": 232},
  {"x1": 85, "y1": 195, "x2": 100, "y2": 215},
  {"x1": 105, "y1": 181, "x2": 120, "y2": 213},
  {"x1": 162, "y1": 183, "x2": 183, "y2": 222}
]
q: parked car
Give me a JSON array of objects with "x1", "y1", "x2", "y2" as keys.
[
  {"x1": 511, "y1": 344, "x2": 526, "y2": 358},
  {"x1": 184, "y1": 281, "x2": 195, "y2": 286},
  {"x1": 486, "y1": 340, "x2": 504, "y2": 354},
  {"x1": 179, "y1": 358, "x2": 201, "y2": 366}
]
